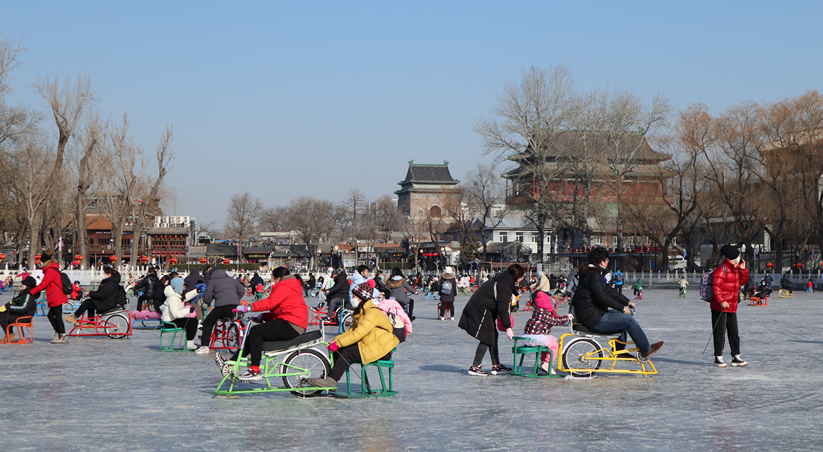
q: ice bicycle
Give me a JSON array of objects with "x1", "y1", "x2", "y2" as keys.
[
  {"x1": 557, "y1": 308, "x2": 657, "y2": 377},
  {"x1": 214, "y1": 314, "x2": 336, "y2": 398}
]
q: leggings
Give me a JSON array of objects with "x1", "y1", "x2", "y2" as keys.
[
  {"x1": 168, "y1": 318, "x2": 198, "y2": 340},
  {"x1": 74, "y1": 299, "x2": 96, "y2": 319},
  {"x1": 48, "y1": 306, "x2": 65, "y2": 335},
  {"x1": 199, "y1": 304, "x2": 237, "y2": 347},
  {"x1": 328, "y1": 344, "x2": 392, "y2": 382},
  {"x1": 712, "y1": 310, "x2": 740, "y2": 356},
  {"x1": 472, "y1": 329, "x2": 500, "y2": 367},
  {"x1": 439, "y1": 300, "x2": 454, "y2": 318},
  {"x1": 234, "y1": 319, "x2": 302, "y2": 367}
]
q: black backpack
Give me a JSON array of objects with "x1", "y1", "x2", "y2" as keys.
[
  {"x1": 60, "y1": 271, "x2": 73, "y2": 295},
  {"x1": 115, "y1": 285, "x2": 128, "y2": 307}
]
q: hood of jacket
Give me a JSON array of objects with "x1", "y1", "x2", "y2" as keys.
[
  {"x1": 210, "y1": 268, "x2": 230, "y2": 280},
  {"x1": 578, "y1": 264, "x2": 604, "y2": 278},
  {"x1": 387, "y1": 275, "x2": 407, "y2": 289}
]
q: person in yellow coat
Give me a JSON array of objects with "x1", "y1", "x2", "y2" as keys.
[{"x1": 307, "y1": 280, "x2": 399, "y2": 389}]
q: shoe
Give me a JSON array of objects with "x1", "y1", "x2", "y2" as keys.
[
  {"x1": 638, "y1": 341, "x2": 664, "y2": 362},
  {"x1": 714, "y1": 356, "x2": 727, "y2": 367},
  {"x1": 468, "y1": 366, "x2": 490, "y2": 376},
  {"x1": 63, "y1": 314, "x2": 78, "y2": 325},
  {"x1": 538, "y1": 361, "x2": 551, "y2": 374},
  {"x1": 409, "y1": 315, "x2": 416, "y2": 321},
  {"x1": 197, "y1": 322, "x2": 203, "y2": 330},
  {"x1": 238, "y1": 369, "x2": 262, "y2": 382},
  {"x1": 5, "y1": 333, "x2": 17, "y2": 342},
  {"x1": 194, "y1": 345, "x2": 211, "y2": 354},
  {"x1": 186, "y1": 340, "x2": 198, "y2": 351},
  {"x1": 439, "y1": 316, "x2": 444, "y2": 321},
  {"x1": 490, "y1": 364, "x2": 513, "y2": 375},
  {"x1": 306, "y1": 376, "x2": 337, "y2": 388},
  {"x1": 450, "y1": 317, "x2": 454, "y2": 321},
  {"x1": 731, "y1": 355, "x2": 748, "y2": 367},
  {"x1": 51, "y1": 335, "x2": 68, "y2": 344}
]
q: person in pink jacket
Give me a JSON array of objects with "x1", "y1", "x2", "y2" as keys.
[
  {"x1": 521, "y1": 289, "x2": 572, "y2": 374},
  {"x1": 711, "y1": 245, "x2": 749, "y2": 368},
  {"x1": 29, "y1": 250, "x2": 69, "y2": 344}
]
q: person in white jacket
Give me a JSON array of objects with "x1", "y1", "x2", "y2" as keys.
[{"x1": 158, "y1": 275, "x2": 200, "y2": 350}]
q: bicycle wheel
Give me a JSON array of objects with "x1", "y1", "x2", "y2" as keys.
[
  {"x1": 561, "y1": 338, "x2": 603, "y2": 377},
  {"x1": 281, "y1": 349, "x2": 331, "y2": 397},
  {"x1": 341, "y1": 313, "x2": 354, "y2": 332},
  {"x1": 105, "y1": 313, "x2": 130, "y2": 339}
]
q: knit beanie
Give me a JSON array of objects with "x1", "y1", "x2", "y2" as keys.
[
  {"x1": 352, "y1": 281, "x2": 373, "y2": 302},
  {"x1": 720, "y1": 245, "x2": 740, "y2": 261}
]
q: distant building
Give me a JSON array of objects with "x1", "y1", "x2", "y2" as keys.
[{"x1": 395, "y1": 160, "x2": 460, "y2": 218}]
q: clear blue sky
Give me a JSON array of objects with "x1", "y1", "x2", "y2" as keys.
[{"x1": 3, "y1": 1, "x2": 822, "y2": 228}]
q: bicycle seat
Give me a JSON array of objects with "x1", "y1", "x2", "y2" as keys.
[
  {"x1": 262, "y1": 330, "x2": 323, "y2": 353},
  {"x1": 572, "y1": 323, "x2": 622, "y2": 336}
]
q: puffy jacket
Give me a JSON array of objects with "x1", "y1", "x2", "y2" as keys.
[
  {"x1": 183, "y1": 269, "x2": 204, "y2": 291},
  {"x1": 711, "y1": 258, "x2": 749, "y2": 314},
  {"x1": 387, "y1": 276, "x2": 417, "y2": 306},
  {"x1": 571, "y1": 264, "x2": 630, "y2": 331},
  {"x1": 30, "y1": 263, "x2": 68, "y2": 308},
  {"x1": 161, "y1": 284, "x2": 197, "y2": 322},
  {"x1": 327, "y1": 271, "x2": 350, "y2": 302},
  {"x1": 88, "y1": 274, "x2": 122, "y2": 313},
  {"x1": 8, "y1": 289, "x2": 37, "y2": 317},
  {"x1": 203, "y1": 269, "x2": 246, "y2": 308},
  {"x1": 334, "y1": 302, "x2": 399, "y2": 365},
  {"x1": 458, "y1": 271, "x2": 515, "y2": 346},
  {"x1": 251, "y1": 277, "x2": 308, "y2": 329}
]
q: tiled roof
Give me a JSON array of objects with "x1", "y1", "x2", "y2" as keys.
[{"x1": 399, "y1": 161, "x2": 459, "y2": 184}]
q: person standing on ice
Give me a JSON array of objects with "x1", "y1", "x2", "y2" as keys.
[{"x1": 710, "y1": 245, "x2": 748, "y2": 368}]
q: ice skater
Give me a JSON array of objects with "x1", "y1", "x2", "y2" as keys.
[{"x1": 710, "y1": 245, "x2": 748, "y2": 368}]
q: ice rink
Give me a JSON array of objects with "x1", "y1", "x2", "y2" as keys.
[{"x1": 1, "y1": 288, "x2": 821, "y2": 451}]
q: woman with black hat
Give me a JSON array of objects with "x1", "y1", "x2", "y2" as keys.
[
  {"x1": 710, "y1": 244, "x2": 749, "y2": 368},
  {"x1": 0, "y1": 276, "x2": 37, "y2": 342}
]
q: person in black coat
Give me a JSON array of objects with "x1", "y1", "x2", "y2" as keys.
[
  {"x1": 571, "y1": 247, "x2": 663, "y2": 360},
  {"x1": 1, "y1": 276, "x2": 38, "y2": 341},
  {"x1": 133, "y1": 268, "x2": 159, "y2": 311},
  {"x1": 249, "y1": 272, "x2": 264, "y2": 291},
  {"x1": 325, "y1": 269, "x2": 350, "y2": 317},
  {"x1": 458, "y1": 264, "x2": 524, "y2": 376},
  {"x1": 64, "y1": 267, "x2": 122, "y2": 324},
  {"x1": 184, "y1": 268, "x2": 204, "y2": 292}
]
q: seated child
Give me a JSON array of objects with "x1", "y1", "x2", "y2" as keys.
[{"x1": 520, "y1": 290, "x2": 572, "y2": 374}]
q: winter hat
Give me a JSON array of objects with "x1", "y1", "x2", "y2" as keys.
[
  {"x1": 351, "y1": 281, "x2": 373, "y2": 301},
  {"x1": 21, "y1": 276, "x2": 36, "y2": 288},
  {"x1": 41, "y1": 249, "x2": 55, "y2": 263},
  {"x1": 535, "y1": 291, "x2": 555, "y2": 311},
  {"x1": 720, "y1": 245, "x2": 740, "y2": 261}
]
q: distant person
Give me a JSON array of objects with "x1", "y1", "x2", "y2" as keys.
[
  {"x1": 780, "y1": 274, "x2": 794, "y2": 295},
  {"x1": 29, "y1": 250, "x2": 69, "y2": 344},
  {"x1": 195, "y1": 267, "x2": 246, "y2": 353},
  {"x1": 613, "y1": 269, "x2": 624, "y2": 294},
  {"x1": 0, "y1": 276, "x2": 37, "y2": 342}
]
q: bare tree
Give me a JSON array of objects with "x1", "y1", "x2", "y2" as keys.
[
  {"x1": 259, "y1": 206, "x2": 288, "y2": 232},
  {"x1": 71, "y1": 113, "x2": 107, "y2": 268},
  {"x1": 372, "y1": 195, "x2": 403, "y2": 243},
  {"x1": 343, "y1": 188, "x2": 366, "y2": 263},
  {"x1": 225, "y1": 192, "x2": 263, "y2": 243},
  {"x1": 464, "y1": 163, "x2": 509, "y2": 261},
  {"x1": 282, "y1": 197, "x2": 334, "y2": 268}
]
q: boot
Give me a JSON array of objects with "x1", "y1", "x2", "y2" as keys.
[
  {"x1": 51, "y1": 335, "x2": 69, "y2": 344},
  {"x1": 306, "y1": 376, "x2": 338, "y2": 389},
  {"x1": 63, "y1": 314, "x2": 78, "y2": 325},
  {"x1": 7, "y1": 333, "x2": 17, "y2": 342}
]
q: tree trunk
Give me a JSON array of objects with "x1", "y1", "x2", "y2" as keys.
[{"x1": 76, "y1": 193, "x2": 89, "y2": 269}]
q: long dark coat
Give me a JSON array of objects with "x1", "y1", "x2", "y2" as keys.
[
  {"x1": 458, "y1": 271, "x2": 515, "y2": 346},
  {"x1": 88, "y1": 274, "x2": 122, "y2": 313}
]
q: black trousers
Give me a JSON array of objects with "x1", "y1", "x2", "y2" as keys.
[
  {"x1": 712, "y1": 310, "x2": 741, "y2": 356},
  {"x1": 74, "y1": 299, "x2": 96, "y2": 319},
  {"x1": 439, "y1": 300, "x2": 454, "y2": 318},
  {"x1": 48, "y1": 306, "x2": 65, "y2": 335},
  {"x1": 472, "y1": 329, "x2": 500, "y2": 367},
  {"x1": 327, "y1": 298, "x2": 346, "y2": 317},
  {"x1": 136, "y1": 294, "x2": 151, "y2": 311},
  {"x1": 0, "y1": 313, "x2": 28, "y2": 335},
  {"x1": 168, "y1": 318, "x2": 198, "y2": 340},
  {"x1": 328, "y1": 344, "x2": 392, "y2": 382},
  {"x1": 200, "y1": 305, "x2": 237, "y2": 347},
  {"x1": 616, "y1": 285, "x2": 623, "y2": 294},
  {"x1": 236, "y1": 319, "x2": 301, "y2": 367}
]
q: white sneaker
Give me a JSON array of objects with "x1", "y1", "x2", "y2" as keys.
[
  {"x1": 186, "y1": 340, "x2": 198, "y2": 351},
  {"x1": 194, "y1": 345, "x2": 211, "y2": 354},
  {"x1": 539, "y1": 362, "x2": 551, "y2": 374},
  {"x1": 450, "y1": 317, "x2": 454, "y2": 321},
  {"x1": 731, "y1": 355, "x2": 748, "y2": 367},
  {"x1": 439, "y1": 316, "x2": 444, "y2": 321},
  {"x1": 714, "y1": 356, "x2": 727, "y2": 368}
]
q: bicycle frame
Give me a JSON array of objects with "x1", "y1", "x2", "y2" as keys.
[
  {"x1": 557, "y1": 320, "x2": 657, "y2": 376},
  {"x1": 67, "y1": 310, "x2": 133, "y2": 338}
]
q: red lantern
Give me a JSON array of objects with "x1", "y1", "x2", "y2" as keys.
[
  {"x1": 223, "y1": 259, "x2": 230, "y2": 265},
  {"x1": 767, "y1": 262, "x2": 774, "y2": 268},
  {"x1": 169, "y1": 257, "x2": 177, "y2": 264},
  {"x1": 75, "y1": 254, "x2": 83, "y2": 261},
  {"x1": 141, "y1": 256, "x2": 149, "y2": 263},
  {"x1": 109, "y1": 255, "x2": 118, "y2": 263},
  {"x1": 797, "y1": 263, "x2": 803, "y2": 268},
  {"x1": 199, "y1": 258, "x2": 207, "y2": 264},
  {"x1": 0, "y1": 253, "x2": 5, "y2": 261},
  {"x1": 71, "y1": 260, "x2": 79, "y2": 266}
]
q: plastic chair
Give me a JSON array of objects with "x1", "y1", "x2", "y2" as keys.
[
  {"x1": 511, "y1": 336, "x2": 560, "y2": 378},
  {"x1": 160, "y1": 321, "x2": 190, "y2": 352},
  {"x1": 5, "y1": 316, "x2": 34, "y2": 344}
]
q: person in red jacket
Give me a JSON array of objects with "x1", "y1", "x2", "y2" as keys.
[
  {"x1": 711, "y1": 245, "x2": 749, "y2": 368},
  {"x1": 221, "y1": 266, "x2": 309, "y2": 381},
  {"x1": 29, "y1": 250, "x2": 70, "y2": 344}
]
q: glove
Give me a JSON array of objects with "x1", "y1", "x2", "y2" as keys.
[
  {"x1": 327, "y1": 341, "x2": 339, "y2": 352},
  {"x1": 251, "y1": 314, "x2": 264, "y2": 323},
  {"x1": 0, "y1": 304, "x2": 6, "y2": 313},
  {"x1": 233, "y1": 305, "x2": 251, "y2": 313},
  {"x1": 506, "y1": 328, "x2": 514, "y2": 341}
]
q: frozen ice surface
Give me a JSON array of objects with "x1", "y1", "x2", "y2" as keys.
[{"x1": 1, "y1": 289, "x2": 822, "y2": 451}]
